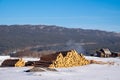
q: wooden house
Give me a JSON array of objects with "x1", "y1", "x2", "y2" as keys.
[{"x1": 96, "y1": 48, "x2": 111, "y2": 57}]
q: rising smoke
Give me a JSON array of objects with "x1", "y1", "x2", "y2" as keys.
[{"x1": 64, "y1": 40, "x2": 86, "y2": 54}]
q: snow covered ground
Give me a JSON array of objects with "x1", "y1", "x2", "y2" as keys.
[{"x1": 0, "y1": 56, "x2": 120, "y2": 80}]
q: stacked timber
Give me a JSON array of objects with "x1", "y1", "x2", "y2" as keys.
[
  {"x1": 25, "y1": 61, "x2": 52, "y2": 67},
  {"x1": 90, "y1": 60, "x2": 114, "y2": 65},
  {"x1": 1, "y1": 58, "x2": 25, "y2": 67},
  {"x1": 40, "y1": 50, "x2": 90, "y2": 68},
  {"x1": 15, "y1": 58, "x2": 25, "y2": 67},
  {"x1": 1, "y1": 59, "x2": 19, "y2": 67},
  {"x1": 34, "y1": 61, "x2": 52, "y2": 67}
]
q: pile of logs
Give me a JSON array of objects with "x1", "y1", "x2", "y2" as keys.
[
  {"x1": 15, "y1": 58, "x2": 25, "y2": 67},
  {"x1": 1, "y1": 50, "x2": 115, "y2": 68},
  {"x1": 90, "y1": 60, "x2": 114, "y2": 65},
  {"x1": 41, "y1": 50, "x2": 90, "y2": 68},
  {"x1": 25, "y1": 60, "x2": 52, "y2": 67},
  {"x1": 1, "y1": 58, "x2": 25, "y2": 67}
]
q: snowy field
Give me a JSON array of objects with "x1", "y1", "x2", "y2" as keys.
[{"x1": 0, "y1": 56, "x2": 120, "y2": 80}]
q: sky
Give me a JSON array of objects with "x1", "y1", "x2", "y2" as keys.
[{"x1": 0, "y1": 0, "x2": 120, "y2": 32}]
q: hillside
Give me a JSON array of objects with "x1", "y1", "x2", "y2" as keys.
[{"x1": 0, "y1": 25, "x2": 120, "y2": 55}]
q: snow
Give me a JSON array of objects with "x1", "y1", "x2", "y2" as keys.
[
  {"x1": 0, "y1": 56, "x2": 10, "y2": 65},
  {"x1": 0, "y1": 56, "x2": 120, "y2": 80},
  {"x1": 22, "y1": 57, "x2": 40, "y2": 62}
]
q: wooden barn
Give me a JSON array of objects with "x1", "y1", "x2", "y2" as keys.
[
  {"x1": 96, "y1": 48, "x2": 111, "y2": 57},
  {"x1": 1, "y1": 58, "x2": 25, "y2": 67}
]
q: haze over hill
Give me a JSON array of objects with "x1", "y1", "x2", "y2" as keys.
[{"x1": 0, "y1": 25, "x2": 120, "y2": 55}]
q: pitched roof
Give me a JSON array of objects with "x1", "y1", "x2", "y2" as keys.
[{"x1": 100, "y1": 48, "x2": 111, "y2": 55}]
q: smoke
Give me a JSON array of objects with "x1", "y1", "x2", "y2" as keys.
[{"x1": 64, "y1": 40, "x2": 86, "y2": 54}]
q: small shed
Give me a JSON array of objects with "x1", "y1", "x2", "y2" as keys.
[{"x1": 96, "y1": 48, "x2": 111, "y2": 57}]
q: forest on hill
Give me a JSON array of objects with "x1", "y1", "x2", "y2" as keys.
[{"x1": 0, "y1": 25, "x2": 120, "y2": 56}]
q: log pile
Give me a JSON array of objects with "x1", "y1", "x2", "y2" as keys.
[
  {"x1": 1, "y1": 59, "x2": 19, "y2": 67},
  {"x1": 90, "y1": 60, "x2": 114, "y2": 65},
  {"x1": 15, "y1": 58, "x2": 25, "y2": 67},
  {"x1": 34, "y1": 61, "x2": 52, "y2": 67},
  {"x1": 1, "y1": 58, "x2": 25, "y2": 67},
  {"x1": 41, "y1": 50, "x2": 90, "y2": 68},
  {"x1": 25, "y1": 60, "x2": 52, "y2": 67}
]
